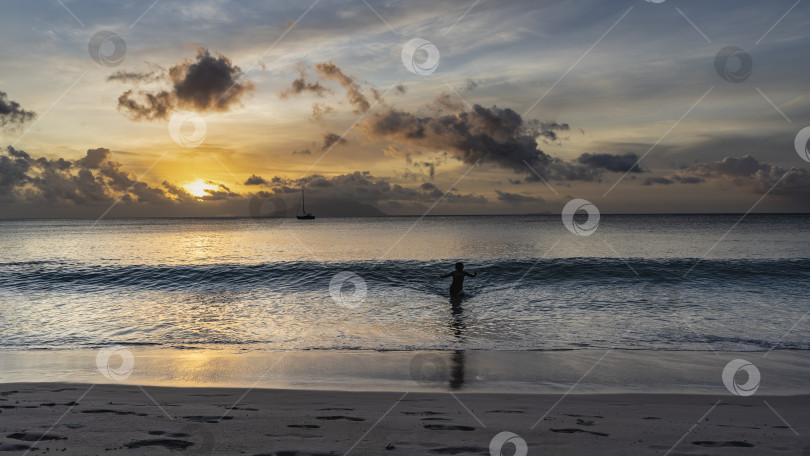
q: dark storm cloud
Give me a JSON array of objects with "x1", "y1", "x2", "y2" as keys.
[
  {"x1": 577, "y1": 153, "x2": 643, "y2": 173},
  {"x1": 116, "y1": 48, "x2": 255, "y2": 120},
  {"x1": 642, "y1": 155, "x2": 810, "y2": 204},
  {"x1": 495, "y1": 190, "x2": 544, "y2": 203},
  {"x1": 321, "y1": 132, "x2": 347, "y2": 151},
  {"x1": 0, "y1": 91, "x2": 36, "y2": 128},
  {"x1": 292, "y1": 148, "x2": 311, "y2": 156}
]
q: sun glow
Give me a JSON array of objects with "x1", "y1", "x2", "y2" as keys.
[{"x1": 184, "y1": 179, "x2": 217, "y2": 198}]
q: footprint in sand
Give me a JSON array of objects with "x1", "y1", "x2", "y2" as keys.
[
  {"x1": 423, "y1": 424, "x2": 475, "y2": 431},
  {"x1": 251, "y1": 451, "x2": 335, "y2": 456},
  {"x1": 315, "y1": 416, "x2": 365, "y2": 422},
  {"x1": 81, "y1": 409, "x2": 147, "y2": 416},
  {"x1": 429, "y1": 446, "x2": 489, "y2": 455},
  {"x1": 7, "y1": 432, "x2": 67, "y2": 441},
  {"x1": 550, "y1": 428, "x2": 609, "y2": 437},
  {"x1": 124, "y1": 438, "x2": 194, "y2": 450},
  {"x1": 183, "y1": 416, "x2": 234, "y2": 423},
  {"x1": 691, "y1": 441, "x2": 754, "y2": 448},
  {"x1": 0, "y1": 442, "x2": 34, "y2": 451},
  {"x1": 148, "y1": 430, "x2": 190, "y2": 437}
]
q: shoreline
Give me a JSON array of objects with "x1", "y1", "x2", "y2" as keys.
[
  {"x1": 2, "y1": 349, "x2": 809, "y2": 395},
  {"x1": 1, "y1": 383, "x2": 807, "y2": 454}
]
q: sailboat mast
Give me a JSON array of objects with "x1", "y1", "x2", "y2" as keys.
[{"x1": 301, "y1": 187, "x2": 305, "y2": 213}]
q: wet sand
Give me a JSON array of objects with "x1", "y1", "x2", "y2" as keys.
[{"x1": 0, "y1": 383, "x2": 808, "y2": 455}]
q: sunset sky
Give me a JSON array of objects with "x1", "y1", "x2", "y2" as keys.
[{"x1": 1, "y1": 0, "x2": 809, "y2": 217}]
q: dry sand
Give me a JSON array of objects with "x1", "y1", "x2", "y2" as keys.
[{"x1": 0, "y1": 383, "x2": 808, "y2": 455}]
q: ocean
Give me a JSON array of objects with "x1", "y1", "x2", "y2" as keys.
[{"x1": 1, "y1": 214, "x2": 809, "y2": 353}]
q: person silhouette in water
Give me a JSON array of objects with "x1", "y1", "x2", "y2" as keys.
[{"x1": 441, "y1": 262, "x2": 476, "y2": 297}]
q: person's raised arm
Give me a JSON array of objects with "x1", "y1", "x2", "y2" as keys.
[
  {"x1": 440, "y1": 272, "x2": 452, "y2": 278},
  {"x1": 465, "y1": 271, "x2": 477, "y2": 278}
]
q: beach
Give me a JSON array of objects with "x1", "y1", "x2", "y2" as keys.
[
  {"x1": 2, "y1": 349, "x2": 809, "y2": 454},
  {"x1": 1, "y1": 383, "x2": 808, "y2": 455}
]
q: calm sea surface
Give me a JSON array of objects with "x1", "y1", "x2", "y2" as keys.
[{"x1": 1, "y1": 215, "x2": 809, "y2": 352}]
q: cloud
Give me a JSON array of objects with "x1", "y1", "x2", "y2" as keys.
[
  {"x1": 244, "y1": 174, "x2": 267, "y2": 186},
  {"x1": 201, "y1": 181, "x2": 239, "y2": 200},
  {"x1": 106, "y1": 63, "x2": 166, "y2": 84},
  {"x1": 431, "y1": 92, "x2": 467, "y2": 112},
  {"x1": 117, "y1": 90, "x2": 173, "y2": 121},
  {"x1": 642, "y1": 155, "x2": 810, "y2": 204},
  {"x1": 247, "y1": 171, "x2": 486, "y2": 205},
  {"x1": 362, "y1": 103, "x2": 598, "y2": 181},
  {"x1": 310, "y1": 103, "x2": 335, "y2": 121},
  {"x1": 495, "y1": 190, "x2": 544, "y2": 203},
  {"x1": 279, "y1": 72, "x2": 329, "y2": 98},
  {"x1": 0, "y1": 146, "x2": 243, "y2": 207},
  {"x1": 0, "y1": 91, "x2": 36, "y2": 128},
  {"x1": 292, "y1": 148, "x2": 312, "y2": 156},
  {"x1": 314, "y1": 61, "x2": 370, "y2": 113},
  {"x1": 116, "y1": 48, "x2": 255, "y2": 120},
  {"x1": 321, "y1": 132, "x2": 347, "y2": 151},
  {"x1": 577, "y1": 153, "x2": 643, "y2": 173}
]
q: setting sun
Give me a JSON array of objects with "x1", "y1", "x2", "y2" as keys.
[{"x1": 184, "y1": 179, "x2": 217, "y2": 198}]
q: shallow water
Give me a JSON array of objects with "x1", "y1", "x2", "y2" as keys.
[{"x1": 1, "y1": 215, "x2": 809, "y2": 351}]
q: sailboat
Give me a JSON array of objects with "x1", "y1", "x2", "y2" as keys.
[{"x1": 296, "y1": 187, "x2": 315, "y2": 220}]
